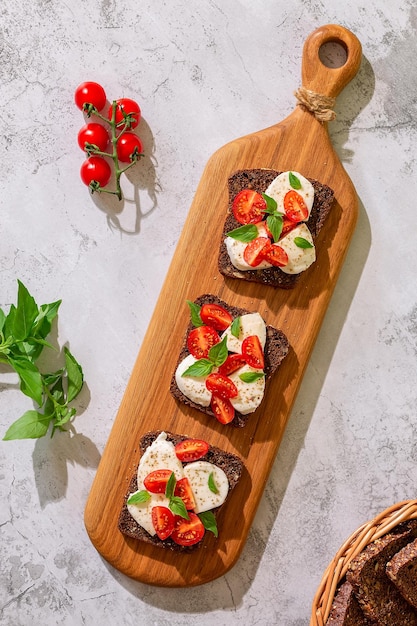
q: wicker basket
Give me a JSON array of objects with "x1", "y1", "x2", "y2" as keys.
[{"x1": 310, "y1": 499, "x2": 417, "y2": 626}]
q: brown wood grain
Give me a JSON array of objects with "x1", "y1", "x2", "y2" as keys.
[{"x1": 84, "y1": 24, "x2": 362, "y2": 587}]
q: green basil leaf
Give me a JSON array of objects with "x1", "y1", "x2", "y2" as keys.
[
  {"x1": 0, "y1": 308, "x2": 6, "y2": 333},
  {"x1": 294, "y1": 236, "x2": 313, "y2": 249},
  {"x1": 231, "y1": 316, "x2": 241, "y2": 339},
  {"x1": 198, "y1": 511, "x2": 218, "y2": 537},
  {"x1": 267, "y1": 214, "x2": 283, "y2": 242},
  {"x1": 13, "y1": 280, "x2": 39, "y2": 342},
  {"x1": 227, "y1": 224, "x2": 258, "y2": 242},
  {"x1": 127, "y1": 490, "x2": 151, "y2": 505},
  {"x1": 186, "y1": 300, "x2": 203, "y2": 327},
  {"x1": 3, "y1": 410, "x2": 51, "y2": 440},
  {"x1": 239, "y1": 371, "x2": 265, "y2": 383},
  {"x1": 182, "y1": 359, "x2": 214, "y2": 378},
  {"x1": 42, "y1": 369, "x2": 64, "y2": 387},
  {"x1": 3, "y1": 304, "x2": 16, "y2": 340},
  {"x1": 32, "y1": 300, "x2": 61, "y2": 339},
  {"x1": 165, "y1": 472, "x2": 176, "y2": 500},
  {"x1": 169, "y1": 496, "x2": 189, "y2": 519},
  {"x1": 9, "y1": 357, "x2": 43, "y2": 405},
  {"x1": 208, "y1": 335, "x2": 228, "y2": 367},
  {"x1": 289, "y1": 171, "x2": 302, "y2": 189},
  {"x1": 65, "y1": 348, "x2": 84, "y2": 403},
  {"x1": 261, "y1": 193, "x2": 278, "y2": 214},
  {"x1": 54, "y1": 406, "x2": 76, "y2": 428},
  {"x1": 208, "y1": 472, "x2": 219, "y2": 494}
]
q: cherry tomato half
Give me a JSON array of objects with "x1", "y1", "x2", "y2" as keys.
[
  {"x1": 116, "y1": 132, "x2": 144, "y2": 163},
  {"x1": 200, "y1": 303, "x2": 233, "y2": 331},
  {"x1": 109, "y1": 98, "x2": 141, "y2": 129},
  {"x1": 261, "y1": 243, "x2": 288, "y2": 267},
  {"x1": 174, "y1": 477, "x2": 196, "y2": 510},
  {"x1": 80, "y1": 156, "x2": 111, "y2": 187},
  {"x1": 232, "y1": 189, "x2": 266, "y2": 225},
  {"x1": 152, "y1": 506, "x2": 175, "y2": 541},
  {"x1": 175, "y1": 439, "x2": 209, "y2": 462},
  {"x1": 218, "y1": 354, "x2": 247, "y2": 376},
  {"x1": 242, "y1": 335, "x2": 264, "y2": 369},
  {"x1": 187, "y1": 325, "x2": 220, "y2": 359},
  {"x1": 171, "y1": 512, "x2": 205, "y2": 546},
  {"x1": 211, "y1": 394, "x2": 235, "y2": 424},
  {"x1": 243, "y1": 237, "x2": 270, "y2": 267},
  {"x1": 284, "y1": 190, "x2": 309, "y2": 222},
  {"x1": 143, "y1": 469, "x2": 173, "y2": 494},
  {"x1": 206, "y1": 372, "x2": 238, "y2": 399},
  {"x1": 74, "y1": 81, "x2": 107, "y2": 112},
  {"x1": 77, "y1": 123, "x2": 109, "y2": 152}
]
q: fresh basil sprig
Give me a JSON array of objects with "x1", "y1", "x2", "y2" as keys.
[
  {"x1": 1, "y1": 280, "x2": 84, "y2": 441},
  {"x1": 261, "y1": 193, "x2": 284, "y2": 242},
  {"x1": 165, "y1": 472, "x2": 189, "y2": 519},
  {"x1": 182, "y1": 335, "x2": 228, "y2": 378}
]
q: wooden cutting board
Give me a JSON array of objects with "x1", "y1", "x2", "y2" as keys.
[{"x1": 84, "y1": 24, "x2": 362, "y2": 587}]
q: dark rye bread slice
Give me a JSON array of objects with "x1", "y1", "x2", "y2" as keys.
[
  {"x1": 218, "y1": 168, "x2": 335, "y2": 289},
  {"x1": 326, "y1": 581, "x2": 370, "y2": 625},
  {"x1": 386, "y1": 536, "x2": 417, "y2": 609},
  {"x1": 346, "y1": 520, "x2": 417, "y2": 625},
  {"x1": 118, "y1": 430, "x2": 243, "y2": 551},
  {"x1": 169, "y1": 294, "x2": 289, "y2": 428}
]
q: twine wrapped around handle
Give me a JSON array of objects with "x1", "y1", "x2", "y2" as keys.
[{"x1": 294, "y1": 86, "x2": 336, "y2": 122}]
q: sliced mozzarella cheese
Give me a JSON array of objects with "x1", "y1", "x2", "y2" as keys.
[
  {"x1": 183, "y1": 461, "x2": 229, "y2": 513},
  {"x1": 264, "y1": 171, "x2": 314, "y2": 219},
  {"x1": 175, "y1": 354, "x2": 212, "y2": 407},
  {"x1": 222, "y1": 312, "x2": 266, "y2": 353},
  {"x1": 225, "y1": 221, "x2": 271, "y2": 271},
  {"x1": 127, "y1": 493, "x2": 170, "y2": 536},
  {"x1": 229, "y1": 364, "x2": 265, "y2": 414},
  {"x1": 279, "y1": 223, "x2": 316, "y2": 274},
  {"x1": 128, "y1": 432, "x2": 184, "y2": 537}
]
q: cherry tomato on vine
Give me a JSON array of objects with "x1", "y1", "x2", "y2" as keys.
[
  {"x1": 116, "y1": 132, "x2": 144, "y2": 163},
  {"x1": 80, "y1": 157, "x2": 111, "y2": 188},
  {"x1": 109, "y1": 98, "x2": 141, "y2": 129},
  {"x1": 74, "y1": 82, "x2": 107, "y2": 112},
  {"x1": 77, "y1": 123, "x2": 109, "y2": 152}
]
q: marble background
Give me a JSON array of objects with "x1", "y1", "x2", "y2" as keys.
[{"x1": 1, "y1": 0, "x2": 417, "y2": 624}]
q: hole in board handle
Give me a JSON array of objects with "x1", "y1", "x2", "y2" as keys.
[{"x1": 318, "y1": 40, "x2": 348, "y2": 68}]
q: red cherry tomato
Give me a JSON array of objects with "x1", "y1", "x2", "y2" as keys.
[
  {"x1": 143, "y1": 469, "x2": 173, "y2": 494},
  {"x1": 206, "y1": 373, "x2": 238, "y2": 399},
  {"x1": 232, "y1": 189, "x2": 266, "y2": 225},
  {"x1": 116, "y1": 132, "x2": 144, "y2": 163},
  {"x1": 281, "y1": 216, "x2": 299, "y2": 237},
  {"x1": 80, "y1": 156, "x2": 111, "y2": 187},
  {"x1": 218, "y1": 354, "x2": 247, "y2": 376},
  {"x1": 175, "y1": 439, "x2": 209, "y2": 462},
  {"x1": 261, "y1": 243, "x2": 288, "y2": 267},
  {"x1": 187, "y1": 326, "x2": 220, "y2": 359},
  {"x1": 200, "y1": 303, "x2": 233, "y2": 331},
  {"x1": 211, "y1": 394, "x2": 235, "y2": 424},
  {"x1": 174, "y1": 477, "x2": 196, "y2": 510},
  {"x1": 171, "y1": 512, "x2": 205, "y2": 546},
  {"x1": 152, "y1": 506, "x2": 175, "y2": 540},
  {"x1": 109, "y1": 98, "x2": 141, "y2": 129},
  {"x1": 74, "y1": 82, "x2": 107, "y2": 112},
  {"x1": 242, "y1": 335, "x2": 264, "y2": 369},
  {"x1": 243, "y1": 237, "x2": 270, "y2": 267},
  {"x1": 284, "y1": 190, "x2": 308, "y2": 222},
  {"x1": 77, "y1": 123, "x2": 109, "y2": 152}
]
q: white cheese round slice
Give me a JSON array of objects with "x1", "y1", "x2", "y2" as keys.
[
  {"x1": 183, "y1": 461, "x2": 229, "y2": 513},
  {"x1": 264, "y1": 171, "x2": 314, "y2": 219},
  {"x1": 222, "y1": 312, "x2": 266, "y2": 353},
  {"x1": 229, "y1": 364, "x2": 265, "y2": 414},
  {"x1": 175, "y1": 354, "x2": 212, "y2": 407},
  {"x1": 278, "y1": 223, "x2": 316, "y2": 274}
]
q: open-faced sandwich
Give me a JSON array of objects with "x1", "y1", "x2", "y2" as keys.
[
  {"x1": 118, "y1": 431, "x2": 243, "y2": 551},
  {"x1": 218, "y1": 169, "x2": 335, "y2": 288},
  {"x1": 170, "y1": 294, "x2": 289, "y2": 427}
]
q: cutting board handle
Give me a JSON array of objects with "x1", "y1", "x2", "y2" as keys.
[{"x1": 301, "y1": 24, "x2": 362, "y2": 98}]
